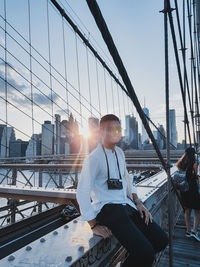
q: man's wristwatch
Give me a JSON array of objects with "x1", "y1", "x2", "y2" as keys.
[
  {"x1": 91, "y1": 222, "x2": 98, "y2": 229},
  {"x1": 134, "y1": 198, "x2": 143, "y2": 205}
]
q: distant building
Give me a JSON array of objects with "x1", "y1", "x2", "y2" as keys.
[
  {"x1": 0, "y1": 124, "x2": 6, "y2": 156},
  {"x1": 125, "y1": 115, "x2": 139, "y2": 149},
  {"x1": 157, "y1": 125, "x2": 166, "y2": 149},
  {"x1": 41, "y1": 121, "x2": 54, "y2": 155},
  {"x1": 26, "y1": 134, "x2": 41, "y2": 158},
  {"x1": 54, "y1": 114, "x2": 61, "y2": 155},
  {"x1": 60, "y1": 119, "x2": 70, "y2": 155},
  {"x1": 177, "y1": 140, "x2": 185, "y2": 150},
  {"x1": 88, "y1": 117, "x2": 100, "y2": 152},
  {"x1": 0, "y1": 126, "x2": 16, "y2": 158},
  {"x1": 68, "y1": 113, "x2": 80, "y2": 154},
  {"x1": 169, "y1": 109, "x2": 178, "y2": 148},
  {"x1": 138, "y1": 133, "x2": 142, "y2": 150},
  {"x1": 9, "y1": 139, "x2": 29, "y2": 158},
  {"x1": 142, "y1": 107, "x2": 150, "y2": 145},
  {"x1": 150, "y1": 126, "x2": 166, "y2": 150}
]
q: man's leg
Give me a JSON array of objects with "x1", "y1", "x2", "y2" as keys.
[
  {"x1": 127, "y1": 205, "x2": 169, "y2": 253},
  {"x1": 96, "y1": 204, "x2": 156, "y2": 267}
]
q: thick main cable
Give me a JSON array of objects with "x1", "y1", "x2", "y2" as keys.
[{"x1": 85, "y1": 0, "x2": 167, "y2": 172}]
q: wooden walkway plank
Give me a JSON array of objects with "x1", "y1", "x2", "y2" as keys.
[{"x1": 157, "y1": 212, "x2": 200, "y2": 267}]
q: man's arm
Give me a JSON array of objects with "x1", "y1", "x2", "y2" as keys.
[
  {"x1": 76, "y1": 156, "x2": 112, "y2": 238},
  {"x1": 124, "y1": 161, "x2": 153, "y2": 225},
  {"x1": 132, "y1": 191, "x2": 153, "y2": 225},
  {"x1": 76, "y1": 156, "x2": 97, "y2": 221}
]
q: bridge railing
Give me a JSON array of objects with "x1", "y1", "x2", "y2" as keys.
[
  {"x1": 0, "y1": 166, "x2": 181, "y2": 266},
  {"x1": 0, "y1": 161, "x2": 162, "y2": 226}
]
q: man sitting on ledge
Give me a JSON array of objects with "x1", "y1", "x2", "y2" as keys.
[{"x1": 77, "y1": 114, "x2": 168, "y2": 267}]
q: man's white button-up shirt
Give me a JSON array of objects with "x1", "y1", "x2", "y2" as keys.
[{"x1": 77, "y1": 143, "x2": 137, "y2": 221}]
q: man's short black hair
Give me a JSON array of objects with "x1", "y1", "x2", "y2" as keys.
[{"x1": 100, "y1": 114, "x2": 120, "y2": 127}]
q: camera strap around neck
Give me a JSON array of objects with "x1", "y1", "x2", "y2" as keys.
[{"x1": 101, "y1": 144, "x2": 122, "y2": 181}]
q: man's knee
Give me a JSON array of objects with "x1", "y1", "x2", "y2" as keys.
[
  {"x1": 125, "y1": 245, "x2": 155, "y2": 267},
  {"x1": 156, "y1": 231, "x2": 169, "y2": 253}
]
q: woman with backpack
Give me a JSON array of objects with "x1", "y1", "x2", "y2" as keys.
[{"x1": 176, "y1": 147, "x2": 200, "y2": 241}]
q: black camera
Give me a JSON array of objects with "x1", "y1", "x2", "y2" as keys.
[{"x1": 107, "y1": 179, "x2": 123, "y2": 190}]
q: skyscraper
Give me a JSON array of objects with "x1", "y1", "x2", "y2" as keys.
[
  {"x1": 60, "y1": 119, "x2": 70, "y2": 155},
  {"x1": 26, "y1": 134, "x2": 41, "y2": 158},
  {"x1": 157, "y1": 125, "x2": 166, "y2": 149},
  {"x1": 41, "y1": 121, "x2": 54, "y2": 155},
  {"x1": 9, "y1": 139, "x2": 29, "y2": 158},
  {"x1": 0, "y1": 124, "x2": 6, "y2": 157},
  {"x1": 169, "y1": 109, "x2": 178, "y2": 148},
  {"x1": 125, "y1": 115, "x2": 139, "y2": 149},
  {"x1": 142, "y1": 107, "x2": 149, "y2": 145},
  {"x1": 0, "y1": 126, "x2": 16, "y2": 158},
  {"x1": 54, "y1": 114, "x2": 61, "y2": 155}
]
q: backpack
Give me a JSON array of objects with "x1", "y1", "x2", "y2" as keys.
[{"x1": 172, "y1": 170, "x2": 189, "y2": 192}]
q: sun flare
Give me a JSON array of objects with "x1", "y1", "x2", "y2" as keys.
[{"x1": 80, "y1": 126, "x2": 90, "y2": 138}]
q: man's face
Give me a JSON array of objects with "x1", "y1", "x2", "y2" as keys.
[{"x1": 100, "y1": 120, "x2": 122, "y2": 145}]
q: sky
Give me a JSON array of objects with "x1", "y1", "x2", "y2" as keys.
[{"x1": 0, "y1": 0, "x2": 195, "y2": 143}]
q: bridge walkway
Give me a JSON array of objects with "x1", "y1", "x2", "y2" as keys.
[{"x1": 158, "y1": 211, "x2": 200, "y2": 267}]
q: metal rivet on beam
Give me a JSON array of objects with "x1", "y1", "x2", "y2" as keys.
[
  {"x1": 8, "y1": 255, "x2": 15, "y2": 261},
  {"x1": 65, "y1": 256, "x2": 72, "y2": 262},
  {"x1": 78, "y1": 246, "x2": 84, "y2": 252},
  {"x1": 26, "y1": 246, "x2": 32, "y2": 251}
]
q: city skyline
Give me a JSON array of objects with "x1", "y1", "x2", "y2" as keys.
[
  {"x1": 0, "y1": 1, "x2": 193, "y2": 146},
  {"x1": 0, "y1": 108, "x2": 185, "y2": 159}
]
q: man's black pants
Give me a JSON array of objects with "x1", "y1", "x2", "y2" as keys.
[{"x1": 96, "y1": 203, "x2": 168, "y2": 267}]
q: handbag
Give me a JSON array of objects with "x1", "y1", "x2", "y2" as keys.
[{"x1": 172, "y1": 170, "x2": 189, "y2": 192}]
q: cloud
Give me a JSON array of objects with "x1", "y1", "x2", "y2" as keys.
[
  {"x1": 0, "y1": 37, "x2": 5, "y2": 46},
  {"x1": 33, "y1": 92, "x2": 58, "y2": 106},
  {"x1": 9, "y1": 94, "x2": 30, "y2": 107},
  {"x1": 0, "y1": 61, "x2": 58, "y2": 108},
  {"x1": 55, "y1": 108, "x2": 70, "y2": 117},
  {"x1": 0, "y1": 62, "x2": 27, "y2": 94}
]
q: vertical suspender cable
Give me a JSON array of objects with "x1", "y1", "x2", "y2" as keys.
[
  {"x1": 62, "y1": 16, "x2": 70, "y2": 118},
  {"x1": 86, "y1": 46, "x2": 92, "y2": 116},
  {"x1": 192, "y1": 2, "x2": 200, "y2": 142},
  {"x1": 95, "y1": 57, "x2": 101, "y2": 116},
  {"x1": 183, "y1": 0, "x2": 187, "y2": 148},
  {"x1": 122, "y1": 89, "x2": 126, "y2": 119},
  {"x1": 103, "y1": 68, "x2": 108, "y2": 113},
  {"x1": 28, "y1": 0, "x2": 36, "y2": 185},
  {"x1": 189, "y1": 0, "x2": 195, "y2": 125},
  {"x1": 127, "y1": 96, "x2": 130, "y2": 116},
  {"x1": 4, "y1": 0, "x2": 8, "y2": 158},
  {"x1": 116, "y1": 83, "x2": 122, "y2": 122},
  {"x1": 75, "y1": 33, "x2": 83, "y2": 126},
  {"x1": 163, "y1": 1, "x2": 173, "y2": 266},
  {"x1": 47, "y1": 0, "x2": 54, "y2": 125},
  {"x1": 111, "y1": 77, "x2": 115, "y2": 114}
]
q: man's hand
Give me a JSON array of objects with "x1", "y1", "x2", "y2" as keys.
[
  {"x1": 92, "y1": 225, "x2": 112, "y2": 239},
  {"x1": 136, "y1": 202, "x2": 153, "y2": 225}
]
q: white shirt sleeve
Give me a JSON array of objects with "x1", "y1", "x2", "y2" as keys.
[{"x1": 76, "y1": 155, "x2": 98, "y2": 221}]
